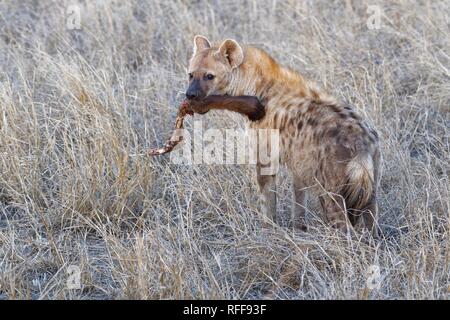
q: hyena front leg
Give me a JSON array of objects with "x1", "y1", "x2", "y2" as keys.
[
  {"x1": 319, "y1": 193, "x2": 353, "y2": 235},
  {"x1": 292, "y1": 175, "x2": 308, "y2": 231},
  {"x1": 361, "y1": 199, "x2": 380, "y2": 238},
  {"x1": 256, "y1": 164, "x2": 277, "y2": 224}
]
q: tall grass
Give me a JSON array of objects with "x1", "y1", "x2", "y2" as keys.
[{"x1": 0, "y1": 0, "x2": 448, "y2": 299}]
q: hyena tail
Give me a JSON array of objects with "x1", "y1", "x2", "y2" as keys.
[
  {"x1": 345, "y1": 154, "x2": 374, "y2": 210},
  {"x1": 343, "y1": 151, "x2": 379, "y2": 235}
]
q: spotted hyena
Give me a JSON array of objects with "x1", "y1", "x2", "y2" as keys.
[{"x1": 186, "y1": 35, "x2": 381, "y2": 237}]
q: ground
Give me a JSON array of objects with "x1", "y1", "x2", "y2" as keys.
[{"x1": 0, "y1": 0, "x2": 448, "y2": 299}]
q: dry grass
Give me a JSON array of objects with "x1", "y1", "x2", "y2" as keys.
[{"x1": 0, "y1": 0, "x2": 449, "y2": 299}]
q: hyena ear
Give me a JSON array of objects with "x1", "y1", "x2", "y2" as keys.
[
  {"x1": 216, "y1": 39, "x2": 244, "y2": 69},
  {"x1": 193, "y1": 35, "x2": 211, "y2": 56}
]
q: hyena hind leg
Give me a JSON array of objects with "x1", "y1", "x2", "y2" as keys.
[
  {"x1": 357, "y1": 150, "x2": 381, "y2": 238},
  {"x1": 256, "y1": 165, "x2": 277, "y2": 225},
  {"x1": 292, "y1": 175, "x2": 308, "y2": 231},
  {"x1": 364, "y1": 149, "x2": 381, "y2": 238}
]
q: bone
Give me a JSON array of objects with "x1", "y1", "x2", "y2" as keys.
[{"x1": 147, "y1": 100, "x2": 193, "y2": 156}]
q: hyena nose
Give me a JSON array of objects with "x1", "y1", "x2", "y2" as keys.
[{"x1": 186, "y1": 90, "x2": 200, "y2": 100}]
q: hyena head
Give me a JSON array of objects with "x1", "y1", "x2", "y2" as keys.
[{"x1": 186, "y1": 35, "x2": 244, "y2": 102}]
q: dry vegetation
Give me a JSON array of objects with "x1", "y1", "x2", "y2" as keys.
[{"x1": 0, "y1": 0, "x2": 449, "y2": 299}]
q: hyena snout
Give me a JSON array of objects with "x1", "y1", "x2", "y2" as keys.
[
  {"x1": 186, "y1": 80, "x2": 205, "y2": 101},
  {"x1": 185, "y1": 88, "x2": 201, "y2": 100}
]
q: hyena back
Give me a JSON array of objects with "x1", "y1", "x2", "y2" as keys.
[{"x1": 186, "y1": 36, "x2": 381, "y2": 236}]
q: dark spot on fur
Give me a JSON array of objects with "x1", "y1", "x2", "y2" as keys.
[
  {"x1": 297, "y1": 120, "x2": 303, "y2": 131},
  {"x1": 358, "y1": 123, "x2": 366, "y2": 132},
  {"x1": 370, "y1": 129, "x2": 379, "y2": 140},
  {"x1": 328, "y1": 126, "x2": 340, "y2": 138},
  {"x1": 366, "y1": 135, "x2": 376, "y2": 144},
  {"x1": 287, "y1": 117, "x2": 295, "y2": 127},
  {"x1": 273, "y1": 113, "x2": 278, "y2": 125},
  {"x1": 329, "y1": 104, "x2": 341, "y2": 113},
  {"x1": 335, "y1": 142, "x2": 352, "y2": 161},
  {"x1": 324, "y1": 145, "x2": 331, "y2": 154},
  {"x1": 307, "y1": 118, "x2": 318, "y2": 127},
  {"x1": 344, "y1": 105, "x2": 353, "y2": 111},
  {"x1": 312, "y1": 131, "x2": 321, "y2": 143},
  {"x1": 348, "y1": 111, "x2": 359, "y2": 120},
  {"x1": 338, "y1": 112, "x2": 348, "y2": 119}
]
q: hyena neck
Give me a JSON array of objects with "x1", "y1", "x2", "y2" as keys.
[{"x1": 227, "y1": 46, "x2": 327, "y2": 102}]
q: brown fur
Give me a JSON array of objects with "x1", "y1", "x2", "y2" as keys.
[{"x1": 187, "y1": 36, "x2": 381, "y2": 236}]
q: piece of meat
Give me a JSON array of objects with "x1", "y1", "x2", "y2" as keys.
[
  {"x1": 148, "y1": 95, "x2": 265, "y2": 156},
  {"x1": 188, "y1": 95, "x2": 265, "y2": 121}
]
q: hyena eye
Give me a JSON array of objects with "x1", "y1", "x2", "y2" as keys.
[{"x1": 205, "y1": 74, "x2": 215, "y2": 80}]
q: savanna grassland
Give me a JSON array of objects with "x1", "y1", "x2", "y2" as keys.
[{"x1": 0, "y1": 0, "x2": 449, "y2": 299}]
